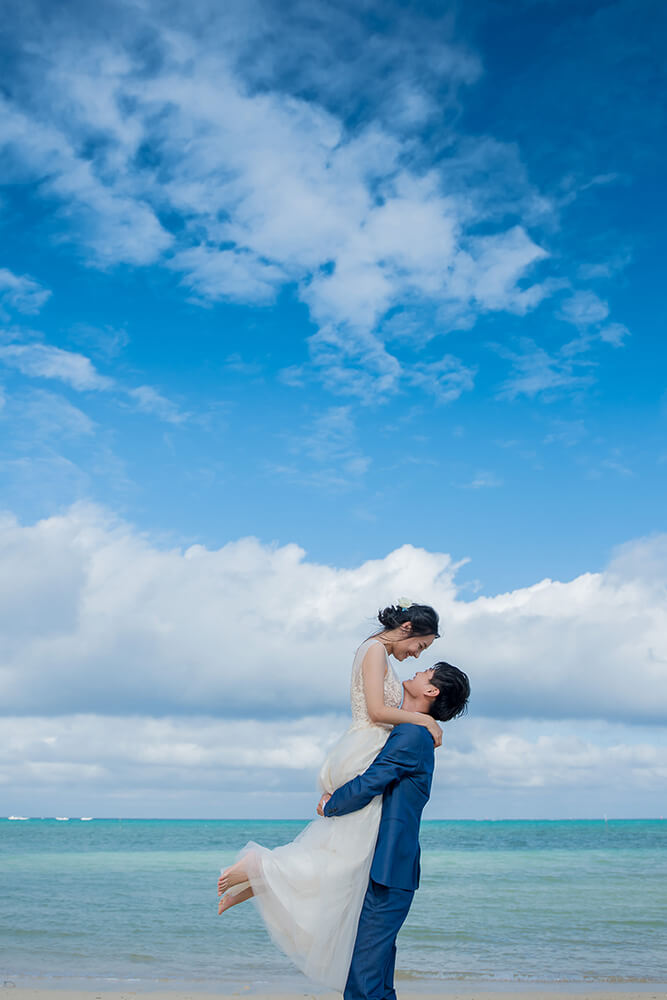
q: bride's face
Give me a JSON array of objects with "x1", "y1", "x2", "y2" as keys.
[{"x1": 392, "y1": 633, "x2": 436, "y2": 661}]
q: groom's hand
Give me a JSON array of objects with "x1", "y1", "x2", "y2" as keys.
[{"x1": 317, "y1": 793, "x2": 331, "y2": 816}]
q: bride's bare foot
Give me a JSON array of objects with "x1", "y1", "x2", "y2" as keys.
[
  {"x1": 218, "y1": 886, "x2": 253, "y2": 914},
  {"x1": 218, "y1": 860, "x2": 249, "y2": 893}
]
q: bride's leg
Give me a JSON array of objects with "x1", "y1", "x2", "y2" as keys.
[
  {"x1": 218, "y1": 886, "x2": 253, "y2": 915},
  {"x1": 218, "y1": 859, "x2": 250, "y2": 893}
]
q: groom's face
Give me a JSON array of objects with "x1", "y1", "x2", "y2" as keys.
[{"x1": 405, "y1": 666, "x2": 438, "y2": 700}]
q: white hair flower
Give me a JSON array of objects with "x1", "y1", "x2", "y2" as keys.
[{"x1": 397, "y1": 597, "x2": 413, "y2": 610}]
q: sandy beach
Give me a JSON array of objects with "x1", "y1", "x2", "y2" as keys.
[{"x1": 3, "y1": 991, "x2": 667, "y2": 1000}]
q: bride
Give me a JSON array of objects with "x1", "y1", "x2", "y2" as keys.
[{"x1": 216, "y1": 601, "x2": 442, "y2": 990}]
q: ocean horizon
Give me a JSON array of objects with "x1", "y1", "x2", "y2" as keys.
[{"x1": 2, "y1": 818, "x2": 666, "y2": 992}]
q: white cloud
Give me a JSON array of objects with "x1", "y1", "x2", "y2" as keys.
[
  {"x1": 0, "y1": 343, "x2": 114, "y2": 390},
  {"x1": 0, "y1": 268, "x2": 51, "y2": 315},
  {"x1": 307, "y1": 324, "x2": 405, "y2": 399},
  {"x1": 406, "y1": 356, "x2": 476, "y2": 402},
  {"x1": 295, "y1": 406, "x2": 363, "y2": 464},
  {"x1": 49, "y1": 156, "x2": 173, "y2": 267},
  {"x1": 0, "y1": 714, "x2": 336, "y2": 782},
  {"x1": 69, "y1": 323, "x2": 130, "y2": 360},
  {"x1": 597, "y1": 456, "x2": 633, "y2": 478},
  {"x1": 543, "y1": 418, "x2": 587, "y2": 447},
  {"x1": 5, "y1": 388, "x2": 96, "y2": 440},
  {"x1": 599, "y1": 322, "x2": 630, "y2": 346},
  {"x1": 1, "y1": 504, "x2": 666, "y2": 726},
  {"x1": 169, "y1": 246, "x2": 286, "y2": 304},
  {"x1": 272, "y1": 406, "x2": 371, "y2": 490},
  {"x1": 2, "y1": 712, "x2": 666, "y2": 818},
  {"x1": 460, "y1": 471, "x2": 502, "y2": 489},
  {"x1": 125, "y1": 385, "x2": 189, "y2": 424},
  {"x1": 560, "y1": 290, "x2": 609, "y2": 327},
  {"x1": 0, "y1": 4, "x2": 576, "y2": 400},
  {"x1": 457, "y1": 226, "x2": 551, "y2": 314},
  {"x1": 432, "y1": 717, "x2": 667, "y2": 817},
  {"x1": 0, "y1": 456, "x2": 92, "y2": 527},
  {"x1": 558, "y1": 291, "x2": 630, "y2": 352},
  {"x1": 0, "y1": 340, "x2": 187, "y2": 423},
  {"x1": 1, "y1": 504, "x2": 667, "y2": 816},
  {"x1": 496, "y1": 339, "x2": 596, "y2": 400},
  {"x1": 578, "y1": 250, "x2": 631, "y2": 280},
  {"x1": 0, "y1": 96, "x2": 171, "y2": 267}
]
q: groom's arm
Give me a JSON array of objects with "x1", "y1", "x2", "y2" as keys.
[{"x1": 323, "y1": 724, "x2": 429, "y2": 818}]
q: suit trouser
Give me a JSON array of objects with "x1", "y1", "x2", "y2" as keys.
[{"x1": 344, "y1": 878, "x2": 415, "y2": 1000}]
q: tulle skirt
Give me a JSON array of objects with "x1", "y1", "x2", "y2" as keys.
[{"x1": 236, "y1": 723, "x2": 391, "y2": 990}]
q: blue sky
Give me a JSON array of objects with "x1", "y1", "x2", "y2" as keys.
[{"x1": 1, "y1": 0, "x2": 666, "y2": 818}]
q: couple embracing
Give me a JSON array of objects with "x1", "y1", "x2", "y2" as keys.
[{"x1": 217, "y1": 601, "x2": 470, "y2": 1000}]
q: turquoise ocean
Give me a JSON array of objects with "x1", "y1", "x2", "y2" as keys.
[{"x1": 1, "y1": 818, "x2": 666, "y2": 992}]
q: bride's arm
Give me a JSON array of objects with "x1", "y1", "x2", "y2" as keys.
[{"x1": 362, "y1": 644, "x2": 442, "y2": 747}]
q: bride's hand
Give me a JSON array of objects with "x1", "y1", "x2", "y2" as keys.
[
  {"x1": 317, "y1": 793, "x2": 331, "y2": 816},
  {"x1": 418, "y1": 714, "x2": 443, "y2": 748}
]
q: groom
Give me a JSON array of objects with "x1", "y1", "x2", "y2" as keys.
[{"x1": 318, "y1": 661, "x2": 470, "y2": 1000}]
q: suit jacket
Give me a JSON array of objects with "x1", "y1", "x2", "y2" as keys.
[{"x1": 323, "y1": 723, "x2": 435, "y2": 891}]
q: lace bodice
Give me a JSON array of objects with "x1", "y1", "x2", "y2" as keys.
[{"x1": 350, "y1": 638, "x2": 403, "y2": 728}]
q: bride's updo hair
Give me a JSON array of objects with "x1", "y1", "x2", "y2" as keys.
[{"x1": 377, "y1": 603, "x2": 440, "y2": 638}]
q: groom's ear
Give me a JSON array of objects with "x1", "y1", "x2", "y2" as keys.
[{"x1": 424, "y1": 684, "x2": 439, "y2": 700}]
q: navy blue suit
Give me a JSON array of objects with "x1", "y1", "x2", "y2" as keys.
[{"x1": 324, "y1": 724, "x2": 435, "y2": 1000}]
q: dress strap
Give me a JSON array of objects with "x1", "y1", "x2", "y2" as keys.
[
  {"x1": 360, "y1": 636, "x2": 389, "y2": 674},
  {"x1": 366, "y1": 636, "x2": 388, "y2": 656}
]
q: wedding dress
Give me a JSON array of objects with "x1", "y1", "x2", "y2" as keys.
[{"x1": 237, "y1": 637, "x2": 403, "y2": 990}]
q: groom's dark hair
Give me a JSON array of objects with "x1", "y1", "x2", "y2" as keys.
[{"x1": 428, "y1": 662, "x2": 470, "y2": 722}]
